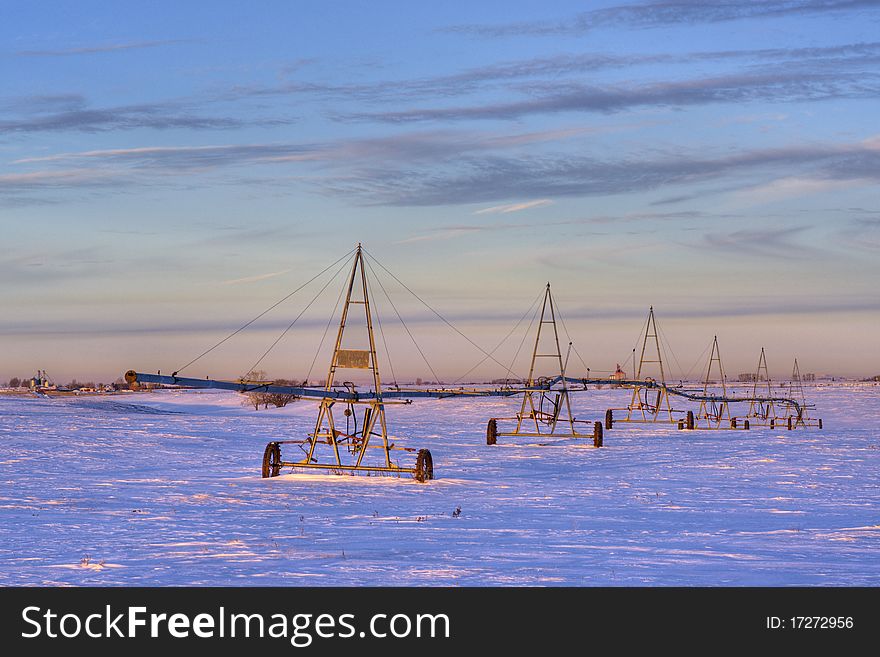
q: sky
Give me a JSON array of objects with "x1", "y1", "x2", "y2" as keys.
[{"x1": 1, "y1": 0, "x2": 879, "y2": 384}]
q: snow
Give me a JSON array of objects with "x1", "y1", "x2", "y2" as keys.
[{"x1": 1, "y1": 384, "x2": 878, "y2": 586}]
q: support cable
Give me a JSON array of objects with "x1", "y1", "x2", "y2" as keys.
[
  {"x1": 365, "y1": 264, "x2": 398, "y2": 386},
  {"x1": 624, "y1": 312, "x2": 649, "y2": 378},
  {"x1": 173, "y1": 248, "x2": 356, "y2": 375},
  {"x1": 656, "y1": 320, "x2": 686, "y2": 383},
  {"x1": 555, "y1": 305, "x2": 591, "y2": 376},
  {"x1": 684, "y1": 338, "x2": 714, "y2": 384},
  {"x1": 363, "y1": 255, "x2": 441, "y2": 386},
  {"x1": 507, "y1": 298, "x2": 542, "y2": 384},
  {"x1": 305, "y1": 260, "x2": 352, "y2": 385},
  {"x1": 363, "y1": 247, "x2": 523, "y2": 380},
  {"x1": 451, "y1": 287, "x2": 544, "y2": 385},
  {"x1": 246, "y1": 252, "x2": 355, "y2": 379}
]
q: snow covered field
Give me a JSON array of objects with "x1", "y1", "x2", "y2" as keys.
[{"x1": 1, "y1": 384, "x2": 879, "y2": 586}]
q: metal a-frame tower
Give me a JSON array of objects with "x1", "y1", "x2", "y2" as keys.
[
  {"x1": 487, "y1": 283, "x2": 602, "y2": 446},
  {"x1": 786, "y1": 358, "x2": 823, "y2": 429},
  {"x1": 261, "y1": 244, "x2": 433, "y2": 481},
  {"x1": 695, "y1": 336, "x2": 733, "y2": 429},
  {"x1": 607, "y1": 307, "x2": 682, "y2": 426},
  {"x1": 746, "y1": 348, "x2": 776, "y2": 427}
]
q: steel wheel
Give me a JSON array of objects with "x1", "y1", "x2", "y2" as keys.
[
  {"x1": 486, "y1": 418, "x2": 497, "y2": 445},
  {"x1": 414, "y1": 448, "x2": 434, "y2": 482},
  {"x1": 261, "y1": 442, "x2": 282, "y2": 478}
]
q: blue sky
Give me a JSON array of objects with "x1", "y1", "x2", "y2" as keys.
[{"x1": 2, "y1": 0, "x2": 879, "y2": 383}]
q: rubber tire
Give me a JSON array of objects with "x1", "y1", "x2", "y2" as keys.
[
  {"x1": 414, "y1": 448, "x2": 434, "y2": 482},
  {"x1": 486, "y1": 418, "x2": 497, "y2": 445},
  {"x1": 605, "y1": 409, "x2": 613, "y2": 430},
  {"x1": 261, "y1": 442, "x2": 282, "y2": 478},
  {"x1": 686, "y1": 410, "x2": 695, "y2": 430},
  {"x1": 593, "y1": 421, "x2": 603, "y2": 448}
]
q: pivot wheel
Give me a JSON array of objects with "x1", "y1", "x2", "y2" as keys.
[
  {"x1": 486, "y1": 418, "x2": 498, "y2": 445},
  {"x1": 414, "y1": 448, "x2": 434, "y2": 482},
  {"x1": 261, "y1": 441, "x2": 282, "y2": 478}
]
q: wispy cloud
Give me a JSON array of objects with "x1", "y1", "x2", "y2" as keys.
[
  {"x1": 8, "y1": 129, "x2": 880, "y2": 211},
  {"x1": 186, "y1": 226, "x2": 300, "y2": 250},
  {"x1": 2, "y1": 145, "x2": 314, "y2": 205},
  {"x1": 3, "y1": 292, "x2": 878, "y2": 339},
  {"x1": 0, "y1": 90, "x2": 296, "y2": 135},
  {"x1": 474, "y1": 199, "x2": 553, "y2": 214},
  {"x1": 8, "y1": 126, "x2": 599, "y2": 177},
  {"x1": 836, "y1": 213, "x2": 880, "y2": 251},
  {"x1": 731, "y1": 176, "x2": 866, "y2": 204},
  {"x1": 0, "y1": 245, "x2": 116, "y2": 284},
  {"x1": 0, "y1": 94, "x2": 88, "y2": 113},
  {"x1": 15, "y1": 143, "x2": 320, "y2": 169},
  {"x1": 692, "y1": 225, "x2": 817, "y2": 258},
  {"x1": 16, "y1": 39, "x2": 191, "y2": 57},
  {"x1": 348, "y1": 69, "x2": 879, "y2": 123},
  {"x1": 216, "y1": 42, "x2": 880, "y2": 111},
  {"x1": 0, "y1": 169, "x2": 125, "y2": 193},
  {"x1": 0, "y1": 103, "x2": 247, "y2": 134},
  {"x1": 442, "y1": 0, "x2": 880, "y2": 37},
  {"x1": 7, "y1": 40, "x2": 874, "y2": 140},
  {"x1": 394, "y1": 228, "x2": 484, "y2": 245},
  {"x1": 396, "y1": 211, "x2": 719, "y2": 244},
  {"x1": 316, "y1": 140, "x2": 880, "y2": 206},
  {"x1": 221, "y1": 269, "x2": 292, "y2": 285},
  {"x1": 556, "y1": 297, "x2": 880, "y2": 322}
]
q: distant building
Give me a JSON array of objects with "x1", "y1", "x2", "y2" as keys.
[
  {"x1": 803, "y1": 373, "x2": 816, "y2": 382},
  {"x1": 610, "y1": 364, "x2": 627, "y2": 381},
  {"x1": 30, "y1": 370, "x2": 55, "y2": 391},
  {"x1": 737, "y1": 373, "x2": 757, "y2": 383}
]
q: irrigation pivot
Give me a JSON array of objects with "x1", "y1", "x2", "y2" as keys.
[
  {"x1": 605, "y1": 307, "x2": 689, "y2": 428},
  {"x1": 787, "y1": 358, "x2": 823, "y2": 429},
  {"x1": 128, "y1": 245, "x2": 434, "y2": 482},
  {"x1": 265, "y1": 244, "x2": 433, "y2": 481},
  {"x1": 486, "y1": 284, "x2": 603, "y2": 447}
]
